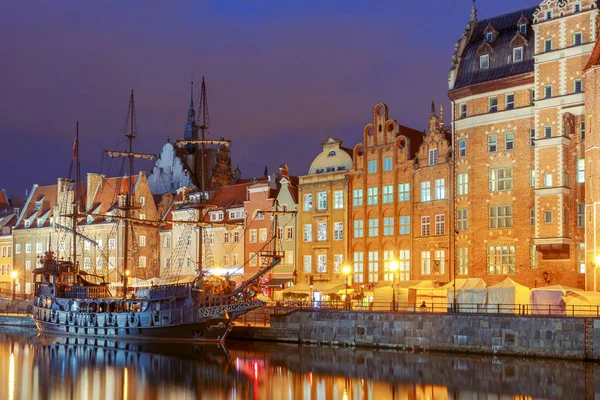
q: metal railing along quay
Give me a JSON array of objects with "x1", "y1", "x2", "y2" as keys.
[{"x1": 264, "y1": 301, "x2": 600, "y2": 317}]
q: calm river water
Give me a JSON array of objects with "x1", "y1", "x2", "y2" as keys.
[{"x1": 0, "y1": 327, "x2": 592, "y2": 399}]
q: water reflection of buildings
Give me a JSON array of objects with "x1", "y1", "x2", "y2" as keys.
[
  {"x1": 227, "y1": 341, "x2": 588, "y2": 400},
  {"x1": 0, "y1": 332, "x2": 253, "y2": 400},
  {"x1": 0, "y1": 331, "x2": 592, "y2": 400}
]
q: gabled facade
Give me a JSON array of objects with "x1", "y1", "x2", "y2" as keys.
[
  {"x1": 244, "y1": 179, "x2": 278, "y2": 278},
  {"x1": 348, "y1": 103, "x2": 450, "y2": 286},
  {"x1": 297, "y1": 138, "x2": 353, "y2": 288},
  {"x1": 449, "y1": 1, "x2": 598, "y2": 288},
  {"x1": 269, "y1": 166, "x2": 298, "y2": 293}
]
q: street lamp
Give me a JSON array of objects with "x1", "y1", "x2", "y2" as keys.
[
  {"x1": 10, "y1": 271, "x2": 18, "y2": 300},
  {"x1": 342, "y1": 265, "x2": 351, "y2": 309},
  {"x1": 390, "y1": 260, "x2": 399, "y2": 312}
]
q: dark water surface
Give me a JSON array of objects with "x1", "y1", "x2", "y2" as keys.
[{"x1": 0, "y1": 328, "x2": 592, "y2": 399}]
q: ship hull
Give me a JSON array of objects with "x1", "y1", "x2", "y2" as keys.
[{"x1": 31, "y1": 306, "x2": 232, "y2": 342}]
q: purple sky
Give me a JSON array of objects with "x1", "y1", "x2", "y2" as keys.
[{"x1": 0, "y1": 0, "x2": 538, "y2": 198}]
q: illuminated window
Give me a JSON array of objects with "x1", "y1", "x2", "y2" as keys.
[
  {"x1": 421, "y1": 181, "x2": 431, "y2": 202},
  {"x1": 383, "y1": 217, "x2": 394, "y2": 236},
  {"x1": 489, "y1": 206, "x2": 513, "y2": 228},
  {"x1": 399, "y1": 216, "x2": 410, "y2": 235},
  {"x1": 487, "y1": 246, "x2": 515, "y2": 275},
  {"x1": 303, "y1": 225, "x2": 312, "y2": 242},
  {"x1": 353, "y1": 220, "x2": 363, "y2": 238},
  {"x1": 421, "y1": 251, "x2": 431, "y2": 275},
  {"x1": 368, "y1": 251, "x2": 379, "y2": 283},
  {"x1": 303, "y1": 255, "x2": 312, "y2": 273},
  {"x1": 458, "y1": 173, "x2": 468, "y2": 195},
  {"x1": 398, "y1": 183, "x2": 410, "y2": 202},
  {"x1": 458, "y1": 209, "x2": 468, "y2": 231},
  {"x1": 368, "y1": 218, "x2": 378, "y2": 237},
  {"x1": 352, "y1": 189, "x2": 363, "y2": 206},
  {"x1": 353, "y1": 252, "x2": 364, "y2": 283},
  {"x1": 382, "y1": 185, "x2": 393, "y2": 203},
  {"x1": 421, "y1": 216, "x2": 430, "y2": 237},
  {"x1": 458, "y1": 248, "x2": 468, "y2": 275}
]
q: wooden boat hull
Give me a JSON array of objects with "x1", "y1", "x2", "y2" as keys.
[{"x1": 31, "y1": 306, "x2": 232, "y2": 342}]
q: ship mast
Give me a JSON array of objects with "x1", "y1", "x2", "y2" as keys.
[
  {"x1": 105, "y1": 91, "x2": 155, "y2": 299},
  {"x1": 72, "y1": 121, "x2": 80, "y2": 272},
  {"x1": 198, "y1": 77, "x2": 208, "y2": 201},
  {"x1": 176, "y1": 78, "x2": 230, "y2": 277}
]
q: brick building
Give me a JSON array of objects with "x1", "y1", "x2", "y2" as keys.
[
  {"x1": 244, "y1": 178, "x2": 279, "y2": 278},
  {"x1": 348, "y1": 103, "x2": 452, "y2": 286},
  {"x1": 448, "y1": 1, "x2": 599, "y2": 288}
]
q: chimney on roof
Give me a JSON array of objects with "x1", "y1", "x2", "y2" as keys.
[
  {"x1": 57, "y1": 178, "x2": 71, "y2": 194},
  {"x1": 86, "y1": 173, "x2": 104, "y2": 212}
]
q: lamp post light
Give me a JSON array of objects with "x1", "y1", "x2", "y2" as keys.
[
  {"x1": 342, "y1": 265, "x2": 351, "y2": 310},
  {"x1": 390, "y1": 261, "x2": 399, "y2": 312},
  {"x1": 10, "y1": 271, "x2": 18, "y2": 300}
]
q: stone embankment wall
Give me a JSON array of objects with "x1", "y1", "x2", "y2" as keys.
[{"x1": 231, "y1": 310, "x2": 600, "y2": 361}]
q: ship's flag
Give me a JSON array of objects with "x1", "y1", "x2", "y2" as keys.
[{"x1": 73, "y1": 137, "x2": 78, "y2": 159}]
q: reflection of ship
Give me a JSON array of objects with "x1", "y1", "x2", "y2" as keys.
[
  {"x1": 30, "y1": 85, "x2": 281, "y2": 342},
  {"x1": 26, "y1": 334, "x2": 254, "y2": 399}
]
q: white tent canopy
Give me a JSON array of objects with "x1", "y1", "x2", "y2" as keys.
[
  {"x1": 530, "y1": 285, "x2": 574, "y2": 315},
  {"x1": 487, "y1": 278, "x2": 530, "y2": 313},
  {"x1": 372, "y1": 280, "x2": 440, "y2": 310},
  {"x1": 561, "y1": 290, "x2": 600, "y2": 316},
  {"x1": 443, "y1": 278, "x2": 487, "y2": 312}
]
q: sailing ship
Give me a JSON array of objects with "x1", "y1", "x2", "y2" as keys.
[{"x1": 29, "y1": 83, "x2": 281, "y2": 342}]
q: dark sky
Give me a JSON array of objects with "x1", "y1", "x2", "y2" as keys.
[{"x1": 0, "y1": 0, "x2": 538, "y2": 198}]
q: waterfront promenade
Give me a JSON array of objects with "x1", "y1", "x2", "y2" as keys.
[{"x1": 4, "y1": 301, "x2": 600, "y2": 361}]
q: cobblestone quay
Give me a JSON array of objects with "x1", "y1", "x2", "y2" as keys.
[{"x1": 230, "y1": 309, "x2": 600, "y2": 361}]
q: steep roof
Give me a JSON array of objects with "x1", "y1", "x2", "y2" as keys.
[
  {"x1": 453, "y1": 7, "x2": 536, "y2": 90},
  {"x1": 398, "y1": 124, "x2": 426, "y2": 159},
  {"x1": 212, "y1": 182, "x2": 253, "y2": 208},
  {"x1": 15, "y1": 183, "x2": 60, "y2": 229}
]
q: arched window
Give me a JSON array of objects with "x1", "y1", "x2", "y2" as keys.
[{"x1": 328, "y1": 150, "x2": 336, "y2": 157}]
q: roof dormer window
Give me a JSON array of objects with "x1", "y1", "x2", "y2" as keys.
[
  {"x1": 483, "y1": 24, "x2": 499, "y2": 44},
  {"x1": 517, "y1": 15, "x2": 529, "y2": 36},
  {"x1": 546, "y1": 10, "x2": 552, "y2": 20},
  {"x1": 24, "y1": 220, "x2": 30, "y2": 228},
  {"x1": 513, "y1": 47, "x2": 523, "y2": 62},
  {"x1": 519, "y1": 24, "x2": 527, "y2": 35},
  {"x1": 210, "y1": 211, "x2": 224, "y2": 221},
  {"x1": 574, "y1": 3, "x2": 581, "y2": 13},
  {"x1": 480, "y1": 54, "x2": 490, "y2": 69},
  {"x1": 37, "y1": 218, "x2": 43, "y2": 227}
]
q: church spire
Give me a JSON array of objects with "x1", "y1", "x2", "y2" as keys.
[
  {"x1": 184, "y1": 81, "x2": 197, "y2": 141},
  {"x1": 187, "y1": 81, "x2": 196, "y2": 123}
]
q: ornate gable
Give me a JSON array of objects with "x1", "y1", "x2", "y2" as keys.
[
  {"x1": 415, "y1": 103, "x2": 451, "y2": 168},
  {"x1": 534, "y1": 0, "x2": 596, "y2": 23}
]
